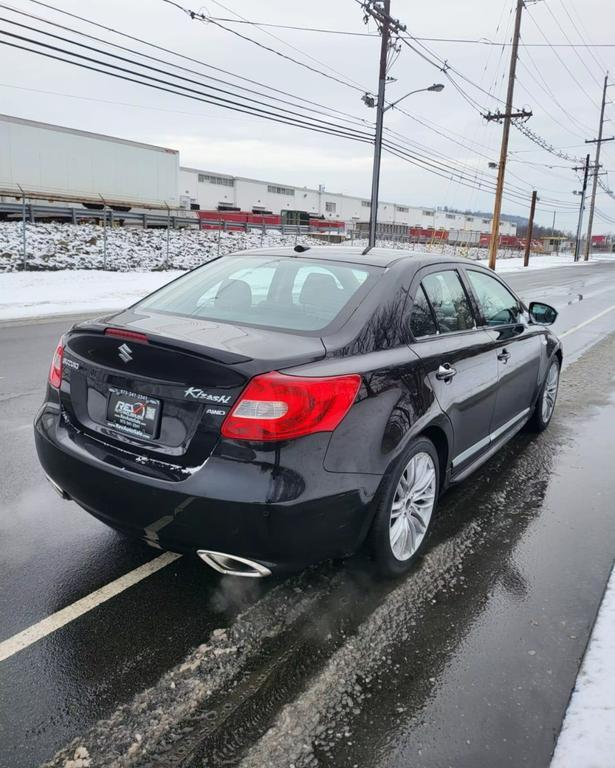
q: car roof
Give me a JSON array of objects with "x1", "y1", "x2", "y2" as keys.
[{"x1": 232, "y1": 246, "x2": 474, "y2": 269}]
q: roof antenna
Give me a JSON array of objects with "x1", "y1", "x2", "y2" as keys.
[
  {"x1": 294, "y1": 244, "x2": 310, "y2": 253},
  {"x1": 362, "y1": 245, "x2": 373, "y2": 255}
]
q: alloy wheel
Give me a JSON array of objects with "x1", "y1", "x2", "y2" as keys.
[
  {"x1": 389, "y1": 452, "x2": 437, "y2": 561},
  {"x1": 541, "y1": 362, "x2": 559, "y2": 423}
]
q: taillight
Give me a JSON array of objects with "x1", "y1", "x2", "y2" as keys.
[
  {"x1": 221, "y1": 372, "x2": 361, "y2": 441},
  {"x1": 49, "y1": 340, "x2": 64, "y2": 389}
]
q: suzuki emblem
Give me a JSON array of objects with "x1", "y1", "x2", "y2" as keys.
[{"x1": 118, "y1": 343, "x2": 133, "y2": 363}]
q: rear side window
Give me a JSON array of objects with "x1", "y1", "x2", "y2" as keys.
[
  {"x1": 467, "y1": 270, "x2": 522, "y2": 326},
  {"x1": 136, "y1": 255, "x2": 376, "y2": 332},
  {"x1": 410, "y1": 285, "x2": 437, "y2": 337},
  {"x1": 422, "y1": 271, "x2": 475, "y2": 333}
]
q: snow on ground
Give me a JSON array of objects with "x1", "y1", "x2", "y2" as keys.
[
  {"x1": 483, "y1": 253, "x2": 579, "y2": 271},
  {"x1": 0, "y1": 270, "x2": 185, "y2": 321},
  {"x1": 0, "y1": 222, "x2": 600, "y2": 321},
  {"x1": 0, "y1": 222, "x2": 323, "y2": 272},
  {"x1": 551, "y1": 565, "x2": 615, "y2": 768},
  {"x1": 0, "y1": 221, "x2": 580, "y2": 273},
  {"x1": 0, "y1": 253, "x2": 589, "y2": 321}
]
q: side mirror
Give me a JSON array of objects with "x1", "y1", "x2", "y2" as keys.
[{"x1": 529, "y1": 301, "x2": 558, "y2": 325}]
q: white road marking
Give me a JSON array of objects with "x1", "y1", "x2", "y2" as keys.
[
  {"x1": 0, "y1": 552, "x2": 181, "y2": 663},
  {"x1": 3, "y1": 301, "x2": 615, "y2": 666},
  {"x1": 560, "y1": 304, "x2": 615, "y2": 339}
]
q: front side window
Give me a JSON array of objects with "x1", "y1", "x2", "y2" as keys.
[
  {"x1": 467, "y1": 270, "x2": 522, "y2": 326},
  {"x1": 136, "y1": 255, "x2": 375, "y2": 332},
  {"x1": 422, "y1": 271, "x2": 474, "y2": 334},
  {"x1": 410, "y1": 285, "x2": 437, "y2": 338}
]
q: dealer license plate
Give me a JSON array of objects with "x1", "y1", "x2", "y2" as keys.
[{"x1": 107, "y1": 388, "x2": 161, "y2": 439}]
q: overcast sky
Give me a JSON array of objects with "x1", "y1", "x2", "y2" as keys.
[{"x1": 2, "y1": 0, "x2": 614, "y2": 230}]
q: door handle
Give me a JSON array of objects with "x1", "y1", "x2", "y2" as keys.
[
  {"x1": 436, "y1": 363, "x2": 457, "y2": 381},
  {"x1": 497, "y1": 349, "x2": 511, "y2": 363}
]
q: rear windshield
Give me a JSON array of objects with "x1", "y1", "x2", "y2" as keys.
[{"x1": 135, "y1": 255, "x2": 378, "y2": 332}]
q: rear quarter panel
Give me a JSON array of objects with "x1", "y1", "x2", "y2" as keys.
[{"x1": 318, "y1": 347, "x2": 452, "y2": 475}]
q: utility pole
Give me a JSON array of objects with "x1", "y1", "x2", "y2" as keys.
[
  {"x1": 584, "y1": 73, "x2": 612, "y2": 261},
  {"x1": 484, "y1": 0, "x2": 531, "y2": 270},
  {"x1": 368, "y1": 1, "x2": 389, "y2": 250},
  {"x1": 573, "y1": 154, "x2": 590, "y2": 262},
  {"x1": 523, "y1": 190, "x2": 538, "y2": 267},
  {"x1": 360, "y1": 1, "x2": 405, "y2": 250}
]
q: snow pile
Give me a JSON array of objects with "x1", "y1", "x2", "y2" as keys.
[
  {"x1": 0, "y1": 222, "x2": 325, "y2": 272},
  {"x1": 551, "y1": 566, "x2": 615, "y2": 768},
  {"x1": 0, "y1": 222, "x2": 575, "y2": 272}
]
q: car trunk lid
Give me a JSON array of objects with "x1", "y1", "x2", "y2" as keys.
[{"x1": 59, "y1": 310, "x2": 326, "y2": 479}]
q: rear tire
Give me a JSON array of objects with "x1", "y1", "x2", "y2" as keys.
[
  {"x1": 368, "y1": 437, "x2": 440, "y2": 578},
  {"x1": 528, "y1": 358, "x2": 560, "y2": 432}
]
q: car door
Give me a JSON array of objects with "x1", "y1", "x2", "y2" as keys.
[
  {"x1": 408, "y1": 266, "x2": 499, "y2": 472},
  {"x1": 462, "y1": 268, "x2": 543, "y2": 439}
]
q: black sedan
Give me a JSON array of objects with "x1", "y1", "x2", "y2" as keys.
[{"x1": 35, "y1": 247, "x2": 561, "y2": 578}]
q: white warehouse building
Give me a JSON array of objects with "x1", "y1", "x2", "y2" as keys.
[
  {"x1": 180, "y1": 167, "x2": 517, "y2": 236},
  {"x1": 0, "y1": 114, "x2": 516, "y2": 237}
]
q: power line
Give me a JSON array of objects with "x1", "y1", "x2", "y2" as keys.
[
  {"x1": 398, "y1": 30, "x2": 523, "y2": 113},
  {"x1": 161, "y1": 0, "x2": 367, "y2": 93},
  {"x1": 0, "y1": 20, "x2": 375, "y2": 140},
  {"x1": 0, "y1": 81, "x2": 286, "y2": 123},
  {"x1": 514, "y1": 66, "x2": 580, "y2": 139},
  {"x1": 512, "y1": 121, "x2": 584, "y2": 164},
  {"x1": 517, "y1": 36, "x2": 595, "y2": 136},
  {"x1": 558, "y1": 0, "x2": 610, "y2": 78},
  {"x1": 202, "y1": 16, "x2": 615, "y2": 47},
  {"x1": 21, "y1": 0, "x2": 369, "y2": 129},
  {"x1": 0, "y1": 35, "x2": 374, "y2": 145},
  {"x1": 206, "y1": 0, "x2": 369, "y2": 90},
  {"x1": 0, "y1": 6, "x2": 373, "y2": 134},
  {"x1": 593, "y1": 206, "x2": 615, "y2": 226},
  {"x1": 3, "y1": 35, "x2": 577, "y2": 213},
  {"x1": 523, "y1": 5, "x2": 600, "y2": 110},
  {"x1": 383, "y1": 122, "x2": 577, "y2": 204},
  {"x1": 597, "y1": 177, "x2": 615, "y2": 200},
  {"x1": 6, "y1": 0, "x2": 588, "y2": 221},
  {"x1": 542, "y1": 2, "x2": 603, "y2": 89},
  {"x1": 382, "y1": 141, "x2": 576, "y2": 210}
]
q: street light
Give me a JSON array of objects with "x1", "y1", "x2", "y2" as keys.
[
  {"x1": 384, "y1": 83, "x2": 444, "y2": 111},
  {"x1": 362, "y1": 82, "x2": 445, "y2": 249},
  {"x1": 362, "y1": 83, "x2": 445, "y2": 113}
]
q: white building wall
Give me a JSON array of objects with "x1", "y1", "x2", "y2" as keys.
[
  {"x1": 1, "y1": 114, "x2": 180, "y2": 208},
  {"x1": 179, "y1": 167, "x2": 517, "y2": 236}
]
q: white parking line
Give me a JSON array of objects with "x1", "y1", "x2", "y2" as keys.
[
  {"x1": 560, "y1": 304, "x2": 615, "y2": 339},
  {"x1": 0, "y1": 551, "x2": 181, "y2": 663}
]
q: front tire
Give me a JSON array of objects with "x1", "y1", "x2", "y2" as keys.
[
  {"x1": 528, "y1": 358, "x2": 560, "y2": 432},
  {"x1": 368, "y1": 437, "x2": 439, "y2": 578}
]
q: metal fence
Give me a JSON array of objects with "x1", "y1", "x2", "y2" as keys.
[{"x1": 0, "y1": 200, "x2": 347, "y2": 270}]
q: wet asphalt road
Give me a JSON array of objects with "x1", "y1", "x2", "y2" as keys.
[{"x1": 1, "y1": 260, "x2": 615, "y2": 768}]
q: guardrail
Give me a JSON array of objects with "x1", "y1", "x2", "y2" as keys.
[
  {"x1": 0, "y1": 201, "x2": 343, "y2": 233},
  {"x1": 0, "y1": 201, "x2": 200, "y2": 228}
]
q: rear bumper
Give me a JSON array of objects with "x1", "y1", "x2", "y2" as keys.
[{"x1": 34, "y1": 404, "x2": 382, "y2": 573}]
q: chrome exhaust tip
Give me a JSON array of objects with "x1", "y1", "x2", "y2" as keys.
[
  {"x1": 196, "y1": 549, "x2": 271, "y2": 578},
  {"x1": 45, "y1": 474, "x2": 71, "y2": 500}
]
